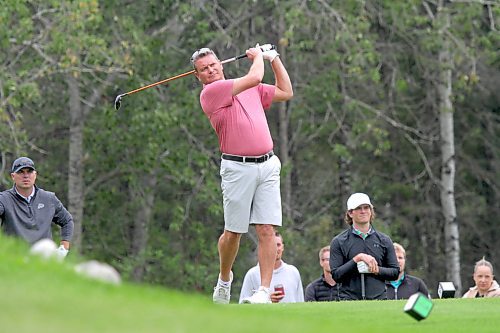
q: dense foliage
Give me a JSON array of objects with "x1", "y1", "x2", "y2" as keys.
[{"x1": 1, "y1": 0, "x2": 498, "y2": 297}]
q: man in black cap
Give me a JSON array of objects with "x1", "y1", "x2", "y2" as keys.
[{"x1": 0, "y1": 157, "x2": 74, "y2": 257}]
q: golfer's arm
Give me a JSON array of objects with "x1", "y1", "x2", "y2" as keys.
[
  {"x1": 232, "y1": 54, "x2": 264, "y2": 96},
  {"x1": 271, "y1": 57, "x2": 293, "y2": 102}
]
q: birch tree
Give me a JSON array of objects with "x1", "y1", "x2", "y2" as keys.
[{"x1": 436, "y1": 1, "x2": 461, "y2": 294}]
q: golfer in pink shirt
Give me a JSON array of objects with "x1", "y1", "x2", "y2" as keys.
[{"x1": 191, "y1": 44, "x2": 293, "y2": 304}]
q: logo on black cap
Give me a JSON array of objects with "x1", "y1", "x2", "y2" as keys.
[{"x1": 11, "y1": 157, "x2": 36, "y2": 173}]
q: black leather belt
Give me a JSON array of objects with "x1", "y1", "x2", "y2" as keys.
[{"x1": 222, "y1": 151, "x2": 274, "y2": 163}]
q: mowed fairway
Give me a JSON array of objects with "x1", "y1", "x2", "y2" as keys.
[{"x1": 1, "y1": 236, "x2": 498, "y2": 333}]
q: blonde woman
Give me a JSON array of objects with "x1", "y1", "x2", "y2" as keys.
[{"x1": 462, "y1": 258, "x2": 500, "y2": 298}]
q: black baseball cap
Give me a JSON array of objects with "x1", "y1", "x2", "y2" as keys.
[{"x1": 11, "y1": 157, "x2": 36, "y2": 173}]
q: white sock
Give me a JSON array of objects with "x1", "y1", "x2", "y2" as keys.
[
  {"x1": 218, "y1": 278, "x2": 231, "y2": 288},
  {"x1": 259, "y1": 286, "x2": 271, "y2": 294}
]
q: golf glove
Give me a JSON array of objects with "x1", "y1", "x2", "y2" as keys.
[
  {"x1": 255, "y1": 43, "x2": 279, "y2": 62},
  {"x1": 262, "y1": 49, "x2": 279, "y2": 62},
  {"x1": 357, "y1": 261, "x2": 370, "y2": 274},
  {"x1": 56, "y1": 245, "x2": 69, "y2": 259},
  {"x1": 258, "y1": 44, "x2": 274, "y2": 52}
]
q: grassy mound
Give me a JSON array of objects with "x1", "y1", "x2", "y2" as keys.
[{"x1": 1, "y1": 234, "x2": 498, "y2": 333}]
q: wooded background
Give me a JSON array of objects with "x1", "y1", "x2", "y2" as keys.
[{"x1": 2, "y1": 0, "x2": 499, "y2": 298}]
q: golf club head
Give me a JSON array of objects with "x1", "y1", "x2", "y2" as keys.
[{"x1": 114, "y1": 94, "x2": 122, "y2": 110}]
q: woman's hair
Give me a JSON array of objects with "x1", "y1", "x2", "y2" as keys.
[
  {"x1": 343, "y1": 207, "x2": 376, "y2": 225},
  {"x1": 474, "y1": 257, "x2": 494, "y2": 275}
]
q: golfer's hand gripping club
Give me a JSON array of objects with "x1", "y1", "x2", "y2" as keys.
[
  {"x1": 262, "y1": 49, "x2": 279, "y2": 62},
  {"x1": 114, "y1": 43, "x2": 277, "y2": 110},
  {"x1": 257, "y1": 43, "x2": 279, "y2": 62},
  {"x1": 221, "y1": 44, "x2": 276, "y2": 64},
  {"x1": 258, "y1": 44, "x2": 274, "y2": 52}
]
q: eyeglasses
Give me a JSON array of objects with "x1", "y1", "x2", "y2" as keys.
[{"x1": 190, "y1": 48, "x2": 213, "y2": 64}]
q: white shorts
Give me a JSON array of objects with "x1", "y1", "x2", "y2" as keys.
[{"x1": 220, "y1": 155, "x2": 282, "y2": 233}]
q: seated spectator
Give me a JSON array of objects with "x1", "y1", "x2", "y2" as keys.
[
  {"x1": 386, "y1": 243, "x2": 430, "y2": 299},
  {"x1": 462, "y1": 258, "x2": 500, "y2": 298},
  {"x1": 239, "y1": 231, "x2": 304, "y2": 303},
  {"x1": 305, "y1": 245, "x2": 339, "y2": 301}
]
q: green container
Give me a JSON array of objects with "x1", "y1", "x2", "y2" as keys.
[{"x1": 404, "y1": 292, "x2": 434, "y2": 321}]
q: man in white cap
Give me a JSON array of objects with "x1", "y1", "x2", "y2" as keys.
[
  {"x1": 329, "y1": 193, "x2": 399, "y2": 300},
  {"x1": 0, "y1": 157, "x2": 73, "y2": 258}
]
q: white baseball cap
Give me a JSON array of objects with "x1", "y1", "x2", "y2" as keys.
[{"x1": 347, "y1": 193, "x2": 373, "y2": 210}]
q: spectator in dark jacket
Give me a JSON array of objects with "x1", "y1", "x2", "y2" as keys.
[
  {"x1": 330, "y1": 193, "x2": 399, "y2": 300},
  {"x1": 305, "y1": 245, "x2": 339, "y2": 301},
  {"x1": 386, "y1": 243, "x2": 430, "y2": 299},
  {"x1": 0, "y1": 157, "x2": 73, "y2": 258}
]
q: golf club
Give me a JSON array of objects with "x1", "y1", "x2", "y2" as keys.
[
  {"x1": 114, "y1": 44, "x2": 276, "y2": 110},
  {"x1": 361, "y1": 273, "x2": 366, "y2": 300}
]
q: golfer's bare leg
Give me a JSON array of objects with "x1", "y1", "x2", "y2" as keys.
[
  {"x1": 218, "y1": 230, "x2": 241, "y2": 281},
  {"x1": 255, "y1": 224, "x2": 277, "y2": 288}
]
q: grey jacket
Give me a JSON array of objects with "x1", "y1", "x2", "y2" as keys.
[{"x1": 0, "y1": 186, "x2": 74, "y2": 244}]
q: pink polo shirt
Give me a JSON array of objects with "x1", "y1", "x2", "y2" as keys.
[{"x1": 200, "y1": 79, "x2": 275, "y2": 156}]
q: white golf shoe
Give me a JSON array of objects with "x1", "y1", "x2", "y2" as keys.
[
  {"x1": 241, "y1": 286, "x2": 272, "y2": 304},
  {"x1": 212, "y1": 271, "x2": 233, "y2": 304}
]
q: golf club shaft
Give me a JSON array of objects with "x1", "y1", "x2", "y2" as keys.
[
  {"x1": 120, "y1": 70, "x2": 194, "y2": 98},
  {"x1": 120, "y1": 54, "x2": 247, "y2": 98},
  {"x1": 361, "y1": 273, "x2": 366, "y2": 300},
  {"x1": 114, "y1": 44, "x2": 275, "y2": 110}
]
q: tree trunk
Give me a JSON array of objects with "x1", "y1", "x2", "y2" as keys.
[
  {"x1": 278, "y1": 15, "x2": 292, "y2": 222},
  {"x1": 130, "y1": 173, "x2": 157, "y2": 282},
  {"x1": 437, "y1": 3, "x2": 462, "y2": 295},
  {"x1": 278, "y1": 60, "x2": 292, "y2": 222},
  {"x1": 338, "y1": 155, "x2": 351, "y2": 228},
  {"x1": 66, "y1": 71, "x2": 116, "y2": 253},
  {"x1": 66, "y1": 74, "x2": 84, "y2": 252}
]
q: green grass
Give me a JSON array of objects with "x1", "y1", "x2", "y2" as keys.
[{"x1": 1, "y1": 235, "x2": 499, "y2": 333}]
